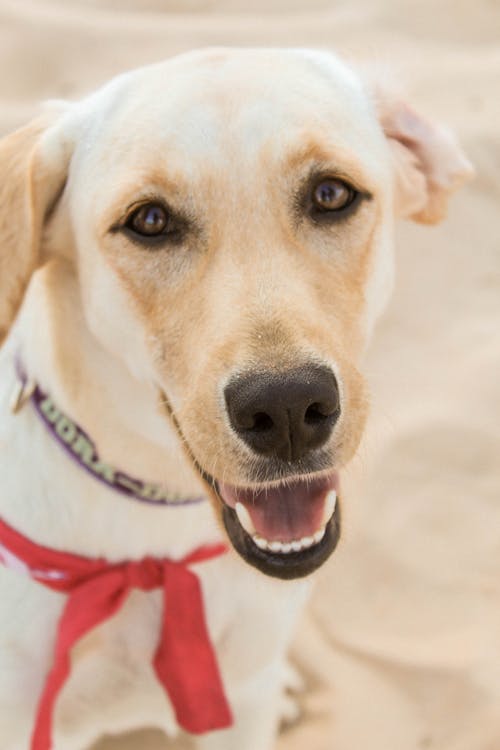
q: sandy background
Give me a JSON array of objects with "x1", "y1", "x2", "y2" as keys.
[{"x1": 1, "y1": 1, "x2": 499, "y2": 748}]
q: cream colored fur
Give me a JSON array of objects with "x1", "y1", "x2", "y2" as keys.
[{"x1": 0, "y1": 48, "x2": 472, "y2": 749}]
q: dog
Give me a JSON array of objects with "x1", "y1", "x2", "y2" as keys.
[{"x1": 0, "y1": 47, "x2": 472, "y2": 750}]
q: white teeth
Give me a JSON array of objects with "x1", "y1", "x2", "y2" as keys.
[
  {"x1": 313, "y1": 527, "x2": 326, "y2": 544},
  {"x1": 235, "y1": 502, "x2": 257, "y2": 536},
  {"x1": 253, "y1": 535, "x2": 269, "y2": 550},
  {"x1": 269, "y1": 541, "x2": 283, "y2": 553},
  {"x1": 321, "y1": 490, "x2": 337, "y2": 527},
  {"x1": 251, "y1": 529, "x2": 326, "y2": 555}
]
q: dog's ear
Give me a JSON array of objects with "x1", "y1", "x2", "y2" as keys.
[
  {"x1": 374, "y1": 89, "x2": 474, "y2": 224},
  {"x1": 0, "y1": 108, "x2": 73, "y2": 344}
]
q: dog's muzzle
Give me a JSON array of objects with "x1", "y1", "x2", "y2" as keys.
[
  {"x1": 163, "y1": 363, "x2": 343, "y2": 579},
  {"x1": 216, "y1": 364, "x2": 341, "y2": 578}
]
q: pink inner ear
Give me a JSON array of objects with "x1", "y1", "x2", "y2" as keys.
[
  {"x1": 388, "y1": 138, "x2": 428, "y2": 220},
  {"x1": 379, "y1": 99, "x2": 474, "y2": 225}
]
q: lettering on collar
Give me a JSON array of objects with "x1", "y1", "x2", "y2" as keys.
[{"x1": 31, "y1": 391, "x2": 205, "y2": 507}]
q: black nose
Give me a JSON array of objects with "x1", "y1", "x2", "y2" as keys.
[{"x1": 224, "y1": 365, "x2": 340, "y2": 462}]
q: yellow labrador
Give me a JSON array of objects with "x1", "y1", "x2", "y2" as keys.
[{"x1": 0, "y1": 48, "x2": 472, "y2": 750}]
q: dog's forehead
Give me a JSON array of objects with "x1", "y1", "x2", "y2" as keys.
[{"x1": 76, "y1": 48, "x2": 387, "y2": 185}]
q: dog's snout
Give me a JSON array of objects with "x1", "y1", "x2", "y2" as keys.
[{"x1": 224, "y1": 365, "x2": 340, "y2": 462}]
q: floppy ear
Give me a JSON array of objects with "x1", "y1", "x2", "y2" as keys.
[
  {"x1": 375, "y1": 90, "x2": 474, "y2": 224},
  {"x1": 0, "y1": 111, "x2": 72, "y2": 344}
]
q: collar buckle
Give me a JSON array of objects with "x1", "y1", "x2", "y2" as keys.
[{"x1": 10, "y1": 375, "x2": 36, "y2": 414}]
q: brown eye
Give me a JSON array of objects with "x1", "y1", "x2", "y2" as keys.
[
  {"x1": 127, "y1": 203, "x2": 170, "y2": 237},
  {"x1": 312, "y1": 178, "x2": 356, "y2": 212}
]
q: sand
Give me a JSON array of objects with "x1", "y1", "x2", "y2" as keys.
[{"x1": 1, "y1": 1, "x2": 498, "y2": 748}]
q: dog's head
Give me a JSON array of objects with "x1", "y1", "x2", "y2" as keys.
[{"x1": 0, "y1": 48, "x2": 472, "y2": 578}]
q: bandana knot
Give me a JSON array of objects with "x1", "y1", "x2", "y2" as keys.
[{"x1": 124, "y1": 556, "x2": 165, "y2": 590}]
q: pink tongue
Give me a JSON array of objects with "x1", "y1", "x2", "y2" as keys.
[{"x1": 219, "y1": 474, "x2": 337, "y2": 543}]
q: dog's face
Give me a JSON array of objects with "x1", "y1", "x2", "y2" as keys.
[{"x1": 0, "y1": 48, "x2": 472, "y2": 578}]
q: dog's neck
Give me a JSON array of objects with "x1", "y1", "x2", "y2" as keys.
[
  {"x1": 0, "y1": 260, "x2": 222, "y2": 559},
  {"x1": 18, "y1": 261, "x2": 201, "y2": 493}
]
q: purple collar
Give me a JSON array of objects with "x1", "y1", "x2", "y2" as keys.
[{"x1": 12, "y1": 363, "x2": 206, "y2": 508}]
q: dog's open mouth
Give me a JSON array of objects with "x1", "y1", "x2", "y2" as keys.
[{"x1": 214, "y1": 473, "x2": 341, "y2": 579}]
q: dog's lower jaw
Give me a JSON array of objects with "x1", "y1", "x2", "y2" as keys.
[{"x1": 221, "y1": 499, "x2": 341, "y2": 579}]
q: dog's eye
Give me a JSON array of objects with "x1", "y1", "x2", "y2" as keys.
[
  {"x1": 126, "y1": 203, "x2": 171, "y2": 237},
  {"x1": 312, "y1": 178, "x2": 357, "y2": 213}
]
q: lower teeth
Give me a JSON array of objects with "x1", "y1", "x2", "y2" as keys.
[{"x1": 252, "y1": 526, "x2": 326, "y2": 554}]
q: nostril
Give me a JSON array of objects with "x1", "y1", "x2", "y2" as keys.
[
  {"x1": 251, "y1": 412, "x2": 274, "y2": 432},
  {"x1": 304, "y1": 395, "x2": 339, "y2": 425},
  {"x1": 304, "y1": 403, "x2": 331, "y2": 425}
]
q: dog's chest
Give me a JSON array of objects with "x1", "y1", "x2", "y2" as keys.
[{"x1": 0, "y1": 559, "x2": 307, "y2": 739}]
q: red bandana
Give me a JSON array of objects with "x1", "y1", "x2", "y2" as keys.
[{"x1": 0, "y1": 516, "x2": 233, "y2": 749}]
